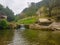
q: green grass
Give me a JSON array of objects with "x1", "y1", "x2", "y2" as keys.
[{"x1": 17, "y1": 16, "x2": 38, "y2": 24}]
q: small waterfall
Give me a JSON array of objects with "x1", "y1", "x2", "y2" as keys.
[{"x1": 20, "y1": 24, "x2": 25, "y2": 30}]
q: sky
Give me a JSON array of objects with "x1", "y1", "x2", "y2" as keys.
[{"x1": 0, "y1": 0, "x2": 42, "y2": 14}]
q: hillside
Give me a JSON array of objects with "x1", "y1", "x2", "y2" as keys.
[
  {"x1": 17, "y1": 16, "x2": 38, "y2": 24},
  {"x1": 17, "y1": 0, "x2": 60, "y2": 18},
  {"x1": 16, "y1": 0, "x2": 60, "y2": 24},
  {"x1": 16, "y1": 1, "x2": 44, "y2": 19},
  {"x1": 21, "y1": 1, "x2": 43, "y2": 16}
]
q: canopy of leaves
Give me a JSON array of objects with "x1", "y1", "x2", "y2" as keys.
[{"x1": 0, "y1": 4, "x2": 15, "y2": 21}]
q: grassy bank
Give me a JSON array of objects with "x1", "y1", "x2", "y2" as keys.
[
  {"x1": 17, "y1": 16, "x2": 38, "y2": 24},
  {"x1": 23, "y1": 30, "x2": 60, "y2": 45}
]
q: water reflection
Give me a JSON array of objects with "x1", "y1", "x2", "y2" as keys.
[
  {"x1": 0, "y1": 29, "x2": 60, "y2": 45},
  {"x1": 8, "y1": 30, "x2": 29, "y2": 45},
  {"x1": 0, "y1": 29, "x2": 30, "y2": 45},
  {"x1": 0, "y1": 30, "x2": 14, "y2": 45}
]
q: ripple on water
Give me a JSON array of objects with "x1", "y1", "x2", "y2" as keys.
[{"x1": 8, "y1": 30, "x2": 29, "y2": 45}]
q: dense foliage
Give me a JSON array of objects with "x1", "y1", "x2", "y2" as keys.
[
  {"x1": 42, "y1": 0, "x2": 60, "y2": 17},
  {"x1": 0, "y1": 4, "x2": 15, "y2": 21}
]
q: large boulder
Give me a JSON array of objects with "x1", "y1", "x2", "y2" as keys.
[
  {"x1": 37, "y1": 18, "x2": 52, "y2": 26},
  {"x1": 29, "y1": 24, "x2": 41, "y2": 30},
  {"x1": 49, "y1": 22, "x2": 60, "y2": 30}
]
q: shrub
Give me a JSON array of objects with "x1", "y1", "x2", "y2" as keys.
[
  {"x1": 8, "y1": 23, "x2": 16, "y2": 29},
  {"x1": 0, "y1": 19, "x2": 8, "y2": 29}
]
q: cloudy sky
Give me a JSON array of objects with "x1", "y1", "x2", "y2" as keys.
[{"x1": 0, "y1": 0, "x2": 42, "y2": 14}]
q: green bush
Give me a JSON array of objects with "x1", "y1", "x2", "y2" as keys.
[{"x1": 0, "y1": 19, "x2": 8, "y2": 29}]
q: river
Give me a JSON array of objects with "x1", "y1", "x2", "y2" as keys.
[
  {"x1": 0, "y1": 29, "x2": 60, "y2": 45},
  {"x1": 0, "y1": 29, "x2": 29, "y2": 45}
]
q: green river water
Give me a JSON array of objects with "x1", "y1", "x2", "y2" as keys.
[
  {"x1": 0, "y1": 29, "x2": 60, "y2": 45},
  {"x1": 0, "y1": 29, "x2": 30, "y2": 45}
]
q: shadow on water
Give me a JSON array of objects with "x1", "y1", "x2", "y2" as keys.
[
  {"x1": 0, "y1": 28, "x2": 31, "y2": 45},
  {"x1": 0, "y1": 28, "x2": 60, "y2": 45},
  {"x1": 0, "y1": 29, "x2": 14, "y2": 45},
  {"x1": 0, "y1": 28, "x2": 38, "y2": 45},
  {"x1": 8, "y1": 29, "x2": 30, "y2": 45}
]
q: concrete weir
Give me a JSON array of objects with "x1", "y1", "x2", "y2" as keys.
[{"x1": 19, "y1": 24, "x2": 29, "y2": 29}]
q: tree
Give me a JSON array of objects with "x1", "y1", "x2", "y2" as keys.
[
  {"x1": 0, "y1": 4, "x2": 15, "y2": 21},
  {"x1": 43, "y1": 0, "x2": 60, "y2": 17},
  {"x1": 4, "y1": 7, "x2": 15, "y2": 21},
  {"x1": 0, "y1": 4, "x2": 4, "y2": 10},
  {"x1": 0, "y1": 4, "x2": 5, "y2": 14}
]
